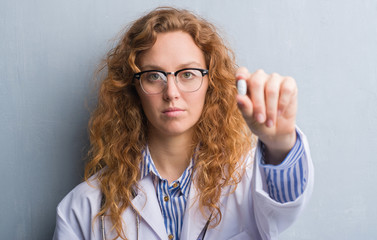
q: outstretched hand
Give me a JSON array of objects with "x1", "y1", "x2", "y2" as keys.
[{"x1": 236, "y1": 67, "x2": 298, "y2": 165}]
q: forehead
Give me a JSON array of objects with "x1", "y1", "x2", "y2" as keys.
[{"x1": 138, "y1": 31, "x2": 206, "y2": 70}]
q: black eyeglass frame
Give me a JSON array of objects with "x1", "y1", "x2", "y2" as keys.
[{"x1": 133, "y1": 68, "x2": 209, "y2": 94}]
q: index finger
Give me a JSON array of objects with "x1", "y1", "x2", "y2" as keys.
[{"x1": 235, "y1": 67, "x2": 251, "y2": 81}]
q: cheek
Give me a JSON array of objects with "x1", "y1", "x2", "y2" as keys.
[
  {"x1": 192, "y1": 90, "x2": 208, "y2": 116},
  {"x1": 137, "y1": 93, "x2": 156, "y2": 120},
  {"x1": 140, "y1": 98, "x2": 155, "y2": 116}
]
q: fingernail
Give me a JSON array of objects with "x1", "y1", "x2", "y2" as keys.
[
  {"x1": 266, "y1": 119, "x2": 273, "y2": 128},
  {"x1": 257, "y1": 113, "x2": 265, "y2": 123},
  {"x1": 237, "y1": 79, "x2": 247, "y2": 95},
  {"x1": 235, "y1": 73, "x2": 246, "y2": 79}
]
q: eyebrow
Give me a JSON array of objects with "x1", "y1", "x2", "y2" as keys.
[{"x1": 140, "y1": 62, "x2": 204, "y2": 71}]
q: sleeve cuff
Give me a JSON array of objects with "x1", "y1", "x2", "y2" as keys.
[
  {"x1": 258, "y1": 128, "x2": 304, "y2": 170},
  {"x1": 256, "y1": 127, "x2": 309, "y2": 203}
]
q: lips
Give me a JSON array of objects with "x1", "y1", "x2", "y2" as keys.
[
  {"x1": 163, "y1": 107, "x2": 183, "y2": 113},
  {"x1": 162, "y1": 107, "x2": 185, "y2": 117}
]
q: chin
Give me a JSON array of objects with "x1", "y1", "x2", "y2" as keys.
[
  {"x1": 164, "y1": 128, "x2": 191, "y2": 136},
  {"x1": 148, "y1": 119, "x2": 197, "y2": 138},
  {"x1": 161, "y1": 124, "x2": 196, "y2": 137}
]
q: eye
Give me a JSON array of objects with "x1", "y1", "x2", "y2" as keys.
[
  {"x1": 182, "y1": 72, "x2": 192, "y2": 79},
  {"x1": 144, "y1": 72, "x2": 163, "y2": 82},
  {"x1": 180, "y1": 70, "x2": 197, "y2": 79}
]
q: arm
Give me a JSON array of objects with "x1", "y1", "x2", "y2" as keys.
[
  {"x1": 251, "y1": 129, "x2": 314, "y2": 239},
  {"x1": 236, "y1": 68, "x2": 314, "y2": 238}
]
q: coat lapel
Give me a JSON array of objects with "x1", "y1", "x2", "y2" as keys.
[
  {"x1": 180, "y1": 182, "x2": 211, "y2": 240},
  {"x1": 131, "y1": 175, "x2": 167, "y2": 240}
]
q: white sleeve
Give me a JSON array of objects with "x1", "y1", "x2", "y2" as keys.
[{"x1": 251, "y1": 127, "x2": 314, "y2": 240}]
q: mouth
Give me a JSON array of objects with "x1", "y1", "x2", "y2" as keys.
[
  {"x1": 163, "y1": 107, "x2": 183, "y2": 113},
  {"x1": 162, "y1": 107, "x2": 185, "y2": 117}
]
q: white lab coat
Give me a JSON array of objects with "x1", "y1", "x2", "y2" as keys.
[{"x1": 53, "y1": 131, "x2": 314, "y2": 240}]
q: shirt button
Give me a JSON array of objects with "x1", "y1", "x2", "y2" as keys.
[
  {"x1": 172, "y1": 183, "x2": 179, "y2": 188},
  {"x1": 168, "y1": 234, "x2": 174, "y2": 239},
  {"x1": 164, "y1": 196, "x2": 169, "y2": 202}
]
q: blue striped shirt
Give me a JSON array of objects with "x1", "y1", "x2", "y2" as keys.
[
  {"x1": 140, "y1": 147, "x2": 193, "y2": 240},
  {"x1": 259, "y1": 129, "x2": 308, "y2": 202},
  {"x1": 140, "y1": 129, "x2": 307, "y2": 239}
]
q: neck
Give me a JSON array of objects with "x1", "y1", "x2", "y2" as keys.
[{"x1": 147, "y1": 129, "x2": 194, "y2": 184}]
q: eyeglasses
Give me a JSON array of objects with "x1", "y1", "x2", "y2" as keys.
[{"x1": 133, "y1": 68, "x2": 208, "y2": 95}]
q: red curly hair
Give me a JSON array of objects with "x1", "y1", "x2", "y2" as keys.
[{"x1": 85, "y1": 7, "x2": 255, "y2": 239}]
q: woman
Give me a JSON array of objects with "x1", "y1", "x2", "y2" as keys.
[{"x1": 53, "y1": 7, "x2": 314, "y2": 240}]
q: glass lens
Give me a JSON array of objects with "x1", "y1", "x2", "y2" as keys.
[
  {"x1": 176, "y1": 69, "x2": 202, "y2": 92},
  {"x1": 140, "y1": 71, "x2": 166, "y2": 94}
]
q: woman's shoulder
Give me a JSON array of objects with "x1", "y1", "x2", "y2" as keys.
[
  {"x1": 54, "y1": 178, "x2": 102, "y2": 239},
  {"x1": 57, "y1": 177, "x2": 102, "y2": 214}
]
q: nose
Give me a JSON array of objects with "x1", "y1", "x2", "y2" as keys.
[{"x1": 163, "y1": 74, "x2": 180, "y2": 101}]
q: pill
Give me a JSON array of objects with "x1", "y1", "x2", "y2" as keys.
[{"x1": 237, "y1": 79, "x2": 247, "y2": 95}]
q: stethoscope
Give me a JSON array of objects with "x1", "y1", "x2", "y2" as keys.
[
  {"x1": 100, "y1": 190, "x2": 140, "y2": 240},
  {"x1": 100, "y1": 191, "x2": 210, "y2": 240}
]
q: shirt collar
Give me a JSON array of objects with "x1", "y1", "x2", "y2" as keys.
[
  {"x1": 140, "y1": 146, "x2": 159, "y2": 179},
  {"x1": 140, "y1": 145, "x2": 194, "y2": 198}
]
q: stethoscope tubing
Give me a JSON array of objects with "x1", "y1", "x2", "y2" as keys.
[
  {"x1": 101, "y1": 206, "x2": 140, "y2": 240},
  {"x1": 100, "y1": 191, "x2": 140, "y2": 240}
]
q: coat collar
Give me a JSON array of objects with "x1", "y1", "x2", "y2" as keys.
[
  {"x1": 180, "y1": 179, "x2": 212, "y2": 240},
  {"x1": 132, "y1": 174, "x2": 210, "y2": 240},
  {"x1": 134, "y1": 146, "x2": 210, "y2": 240},
  {"x1": 131, "y1": 174, "x2": 168, "y2": 240}
]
